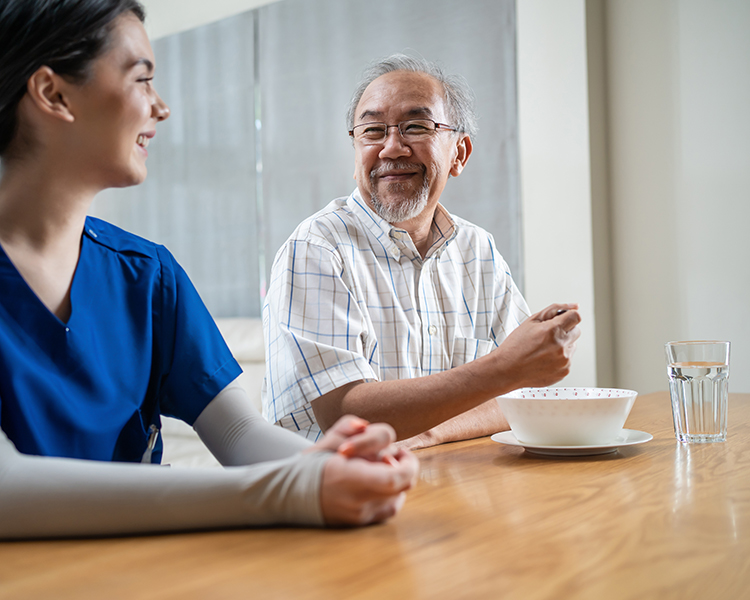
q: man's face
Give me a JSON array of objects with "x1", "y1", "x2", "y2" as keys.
[{"x1": 351, "y1": 71, "x2": 468, "y2": 225}]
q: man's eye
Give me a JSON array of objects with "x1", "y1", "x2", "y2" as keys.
[
  {"x1": 362, "y1": 126, "x2": 385, "y2": 135},
  {"x1": 403, "y1": 122, "x2": 430, "y2": 134}
]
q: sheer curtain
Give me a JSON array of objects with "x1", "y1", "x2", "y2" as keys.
[{"x1": 90, "y1": 0, "x2": 520, "y2": 318}]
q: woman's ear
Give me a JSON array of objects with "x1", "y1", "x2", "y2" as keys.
[
  {"x1": 25, "y1": 66, "x2": 76, "y2": 123},
  {"x1": 449, "y1": 134, "x2": 473, "y2": 177}
]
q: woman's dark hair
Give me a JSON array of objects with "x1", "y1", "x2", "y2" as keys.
[{"x1": 0, "y1": 0, "x2": 146, "y2": 156}]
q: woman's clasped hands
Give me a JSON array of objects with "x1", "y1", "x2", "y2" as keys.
[{"x1": 309, "y1": 416, "x2": 419, "y2": 525}]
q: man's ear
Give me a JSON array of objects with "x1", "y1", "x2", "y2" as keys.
[
  {"x1": 25, "y1": 66, "x2": 76, "y2": 123},
  {"x1": 449, "y1": 134, "x2": 473, "y2": 177}
]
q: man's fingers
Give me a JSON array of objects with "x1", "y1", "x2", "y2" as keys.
[
  {"x1": 566, "y1": 324, "x2": 582, "y2": 343},
  {"x1": 554, "y1": 309, "x2": 582, "y2": 335},
  {"x1": 535, "y1": 303, "x2": 579, "y2": 322}
]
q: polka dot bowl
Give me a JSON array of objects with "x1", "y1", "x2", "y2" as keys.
[{"x1": 496, "y1": 387, "x2": 638, "y2": 446}]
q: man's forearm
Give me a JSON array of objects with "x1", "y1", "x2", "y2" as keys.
[
  {"x1": 311, "y1": 351, "x2": 519, "y2": 441},
  {"x1": 395, "y1": 400, "x2": 510, "y2": 450}
]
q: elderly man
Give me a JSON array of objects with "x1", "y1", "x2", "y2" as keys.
[{"x1": 262, "y1": 55, "x2": 581, "y2": 448}]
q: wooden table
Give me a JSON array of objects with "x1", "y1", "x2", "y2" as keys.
[{"x1": 1, "y1": 392, "x2": 748, "y2": 600}]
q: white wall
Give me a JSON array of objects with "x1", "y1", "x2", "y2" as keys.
[
  {"x1": 605, "y1": 0, "x2": 750, "y2": 393},
  {"x1": 519, "y1": 0, "x2": 750, "y2": 394},
  {"x1": 517, "y1": 0, "x2": 599, "y2": 387}
]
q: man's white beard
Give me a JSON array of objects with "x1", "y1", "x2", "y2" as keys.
[{"x1": 369, "y1": 166, "x2": 430, "y2": 224}]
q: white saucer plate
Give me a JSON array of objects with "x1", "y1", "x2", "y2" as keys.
[{"x1": 490, "y1": 429, "x2": 653, "y2": 456}]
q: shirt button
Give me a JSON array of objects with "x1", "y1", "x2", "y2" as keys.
[
  {"x1": 392, "y1": 231, "x2": 402, "y2": 240},
  {"x1": 428, "y1": 325, "x2": 437, "y2": 335},
  {"x1": 65, "y1": 327, "x2": 70, "y2": 333}
]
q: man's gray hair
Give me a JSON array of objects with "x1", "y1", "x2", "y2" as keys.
[{"x1": 346, "y1": 54, "x2": 478, "y2": 138}]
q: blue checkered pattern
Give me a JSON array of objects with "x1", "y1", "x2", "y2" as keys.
[{"x1": 262, "y1": 190, "x2": 529, "y2": 440}]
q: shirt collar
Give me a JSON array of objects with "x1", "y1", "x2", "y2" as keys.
[
  {"x1": 428, "y1": 203, "x2": 458, "y2": 257},
  {"x1": 347, "y1": 189, "x2": 458, "y2": 260}
]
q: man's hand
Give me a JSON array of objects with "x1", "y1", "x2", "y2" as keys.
[
  {"x1": 309, "y1": 416, "x2": 419, "y2": 525},
  {"x1": 492, "y1": 303, "x2": 581, "y2": 389}
]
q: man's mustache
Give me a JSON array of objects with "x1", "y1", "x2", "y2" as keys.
[{"x1": 370, "y1": 162, "x2": 426, "y2": 178}]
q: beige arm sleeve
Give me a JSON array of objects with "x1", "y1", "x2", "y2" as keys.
[
  {"x1": 193, "y1": 379, "x2": 311, "y2": 465},
  {"x1": 0, "y1": 427, "x2": 328, "y2": 539}
]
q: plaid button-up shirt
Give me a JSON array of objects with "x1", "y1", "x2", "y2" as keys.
[{"x1": 262, "y1": 189, "x2": 529, "y2": 440}]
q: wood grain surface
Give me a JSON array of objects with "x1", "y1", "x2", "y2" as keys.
[{"x1": 1, "y1": 392, "x2": 748, "y2": 600}]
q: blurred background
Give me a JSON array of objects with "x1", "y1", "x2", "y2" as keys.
[{"x1": 91, "y1": 0, "x2": 750, "y2": 395}]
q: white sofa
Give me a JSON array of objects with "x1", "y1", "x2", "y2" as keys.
[{"x1": 160, "y1": 317, "x2": 266, "y2": 468}]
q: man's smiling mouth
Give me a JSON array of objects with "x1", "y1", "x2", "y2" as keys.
[{"x1": 371, "y1": 162, "x2": 424, "y2": 182}]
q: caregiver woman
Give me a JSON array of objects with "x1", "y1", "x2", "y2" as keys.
[{"x1": 0, "y1": 0, "x2": 417, "y2": 538}]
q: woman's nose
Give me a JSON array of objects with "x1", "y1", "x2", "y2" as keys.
[{"x1": 153, "y1": 92, "x2": 170, "y2": 121}]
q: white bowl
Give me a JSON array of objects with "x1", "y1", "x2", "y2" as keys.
[{"x1": 496, "y1": 387, "x2": 638, "y2": 446}]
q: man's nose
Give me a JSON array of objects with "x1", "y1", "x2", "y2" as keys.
[{"x1": 379, "y1": 126, "x2": 412, "y2": 159}]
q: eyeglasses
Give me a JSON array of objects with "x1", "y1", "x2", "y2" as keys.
[{"x1": 349, "y1": 119, "x2": 458, "y2": 145}]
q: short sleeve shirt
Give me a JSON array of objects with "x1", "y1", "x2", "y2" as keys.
[
  {"x1": 262, "y1": 190, "x2": 530, "y2": 440},
  {"x1": 0, "y1": 217, "x2": 241, "y2": 462}
]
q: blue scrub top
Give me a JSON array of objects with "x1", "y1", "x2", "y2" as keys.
[{"x1": 0, "y1": 217, "x2": 241, "y2": 463}]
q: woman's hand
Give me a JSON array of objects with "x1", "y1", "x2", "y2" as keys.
[{"x1": 309, "y1": 415, "x2": 419, "y2": 525}]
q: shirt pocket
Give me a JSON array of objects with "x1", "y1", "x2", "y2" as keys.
[{"x1": 451, "y1": 337, "x2": 496, "y2": 368}]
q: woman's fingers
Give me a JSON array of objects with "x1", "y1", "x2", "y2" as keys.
[
  {"x1": 336, "y1": 422, "x2": 396, "y2": 460},
  {"x1": 320, "y1": 450, "x2": 419, "y2": 525}
]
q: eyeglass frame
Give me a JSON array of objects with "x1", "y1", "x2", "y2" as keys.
[{"x1": 348, "y1": 118, "x2": 459, "y2": 145}]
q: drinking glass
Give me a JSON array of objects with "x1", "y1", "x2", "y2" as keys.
[{"x1": 665, "y1": 341, "x2": 730, "y2": 443}]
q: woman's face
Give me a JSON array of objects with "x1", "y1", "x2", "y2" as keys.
[{"x1": 64, "y1": 12, "x2": 169, "y2": 189}]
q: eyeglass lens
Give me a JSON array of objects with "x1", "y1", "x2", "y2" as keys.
[{"x1": 352, "y1": 119, "x2": 437, "y2": 143}]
